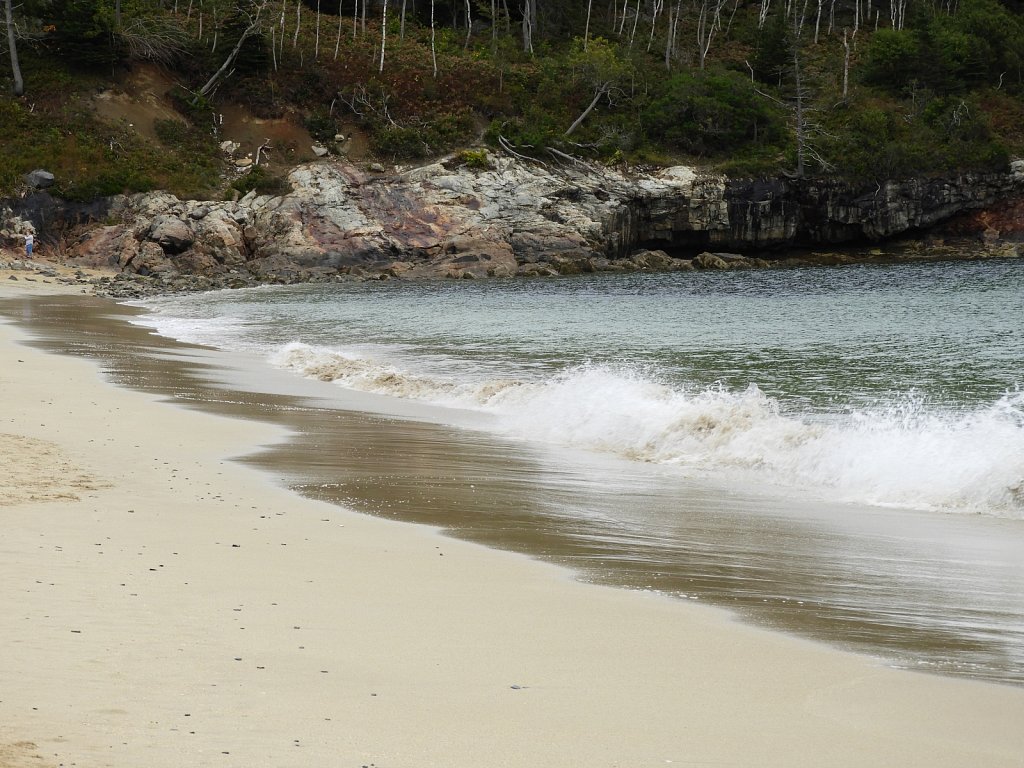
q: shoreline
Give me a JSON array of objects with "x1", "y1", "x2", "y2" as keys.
[
  {"x1": 3, "y1": 282, "x2": 1024, "y2": 767},
  {"x1": 5, "y1": 224, "x2": 1024, "y2": 302}
]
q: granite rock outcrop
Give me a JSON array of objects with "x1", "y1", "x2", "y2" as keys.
[{"x1": 6, "y1": 155, "x2": 1023, "y2": 285}]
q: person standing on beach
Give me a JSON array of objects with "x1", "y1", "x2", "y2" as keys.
[{"x1": 24, "y1": 232, "x2": 33, "y2": 257}]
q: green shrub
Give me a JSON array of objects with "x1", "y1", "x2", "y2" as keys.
[
  {"x1": 456, "y1": 148, "x2": 492, "y2": 169},
  {"x1": 641, "y1": 69, "x2": 787, "y2": 157},
  {"x1": 822, "y1": 96, "x2": 1008, "y2": 179},
  {"x1": 372, "y1": 111, "x2": 476, "y2": 160},
  {"x1": 304, "y1": 110, "x2": 339, "y2": 142},
  {"x1": 862, "y1": 0, "x2": 1024, "y2": 95},
  {"x1": 861, "y1": 29, "x2": 923, "y2": 92}
]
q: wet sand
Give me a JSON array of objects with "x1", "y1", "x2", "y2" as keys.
[{"x1": 2, "y1": 281, "x2": 1024, "y2": 767}]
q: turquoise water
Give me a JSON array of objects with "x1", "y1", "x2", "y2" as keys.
[{"x1": 123, "y1": 258, "x2": 1024, "y2": 684}]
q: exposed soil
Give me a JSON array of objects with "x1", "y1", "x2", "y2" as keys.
[
  {"x1": 217, "y1": 103, "x2": 318, "y2": 167},
  {"x1": 92, "y1": 63, "x2": 187, "y2": 141},
  {"x1": 88, "y1": 62, "x2": 375, "y2": 170}
]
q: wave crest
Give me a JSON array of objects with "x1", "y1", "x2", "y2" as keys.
[{"x1": 271, "y1": 343, "x2": 1024, "y2": 517}]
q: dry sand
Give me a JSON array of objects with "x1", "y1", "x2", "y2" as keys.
[{"x1": 2, "y1": 276, "x2": 1024, "y2": 768}]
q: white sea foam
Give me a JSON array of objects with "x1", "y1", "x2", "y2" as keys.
[
  {"x1": 129, "y1": 311, "x2": 253, "y2": 351},
  {"x1": 272, "y1": 342, "x2": 1024, "y2": 517}
]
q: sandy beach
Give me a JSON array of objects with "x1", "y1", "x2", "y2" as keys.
[{"x1": 2, "y1": 269, "x2": 1024, "y2": 768}]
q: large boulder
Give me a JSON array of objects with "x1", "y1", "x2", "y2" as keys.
[
  {"x1": 24, "y1": 170, "x2": 55, "y2": 189},
  {"x1": 148, "y1": 215, "x2": 194, "y2": 253},
  {"x1": 132, "y1": 241, "x2": 177, "y2": 275}
]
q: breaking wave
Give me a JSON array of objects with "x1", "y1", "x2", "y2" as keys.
[{"x1": 273, "y1": 342, "x2": 1024, "y2": 517}]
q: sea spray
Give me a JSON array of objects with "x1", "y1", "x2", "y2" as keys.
[
  {"x1": 761, "y1": 390, "x2": 1024, "y2": 513},
  {"x1": 271, "y1": 342, "x2": 1024, "y2": 517}
]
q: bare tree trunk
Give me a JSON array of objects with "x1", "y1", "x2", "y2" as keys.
[
  {"x1": 665, "y1": 0, "x2": 681, "y2": 70},
  {"x1": 197, "y1": 5, "x2": 265, "y2": 99},
  {"x1": 353, "y1": 0, "x2": 358, "y2": 37},
  {"x1": 362, "y1": 0, "x2": 367, "y2": 36},
  {"x1": 794, "y1": 53, "x2": 805, "y2": 177},
  {"x1": 464, "y1": 0, "x2": 472, "y2": 47},
  {"x1": 792, "y1": 15, "x2": 812, "y2": 177},
  {"x1": 335, "y1": 0, "x2": 343, "y2": 57},
  {"x1": 697, "y1": 0, "x2": 726, "y2": 70},
  {"x1": 431, "y1": 0, "x2": 438, "y2": 75},
  {"x1": 725, "y1": 0, "x2": 741, "y2": 34},
  {"x1": 522, "y1": 0, "x2": 533, "y2": 52},
  {"x1": 584, "y1": 0, "x2": 593, "y2": 49},
  {"x1": 565, "y1": 83, "x2": 608, "y2": 135},
  {"x1": 842, "y1": 27, "x2": 854, "y2": 97},
  {"x1": 629, "y1": 0, "x2": 640, "y2": 47},
  {"x1": 335, "y1": 0, "x2": 344, "y2": 55},
  {"x1": 697, "y1": 0, "x2": 709, "y2": 68},
  {"x1": 813, "y1": 0, "x2": 822, "y2": 42},
  {"x1": 401, "y1": 0, "x2": 408, "y2": 40},
  {"x1": 279, "y1": 0, "x2": 286, "y2": 57},
  {"x1": 379, "y1": 0, "x2": 388, "y2": 71},
  {"x1": 315, "y1": 0, "x2": 321, "y2": 58},
  {"x1": 648, "y1": 0, "x2": 662, "y2": 51},
  {"x1": 293, "y1": 0, "x2": 300, "y2": 47},
  {"x1": 890, "y1": 0, "x2": 907, "y2": 30},
  {"x1": 4, "y1": 0, "x2": 23, "y2": 96},
  {"x1": 271, "y1": 23, "x2": 278, "y2": 68}
]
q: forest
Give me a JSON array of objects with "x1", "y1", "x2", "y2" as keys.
[{"x1": 2, "y1": 0, "x2": 1023, "y2": 200}]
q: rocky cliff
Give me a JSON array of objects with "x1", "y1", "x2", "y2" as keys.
[{"x1": 6, "y1": 156, "x2": 1023, "y2": 287}]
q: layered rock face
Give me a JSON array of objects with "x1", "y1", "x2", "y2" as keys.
[
  {"x1": 628, "y1": 162, "x2": 1024, "y2": 251},
  {"x1": 14, "y1": 156, "x2": 1024, "y2": 282}
]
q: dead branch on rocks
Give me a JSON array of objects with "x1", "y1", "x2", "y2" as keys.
[{"x1": 497, "y1": 135, "x2": 549, "y2": 167}]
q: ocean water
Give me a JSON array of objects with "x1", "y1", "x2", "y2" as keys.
[
  {"x1": 127, "y1": 258, "x2": 1024, "y2": 683},
  {"x1": 136, "y1": 260, "x2": 1024, "y2": 517}
]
